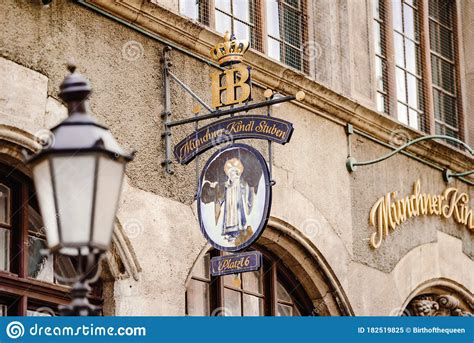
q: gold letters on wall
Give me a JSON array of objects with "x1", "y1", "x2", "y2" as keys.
[{"x1": 369, "y1": 181, "x2": 473, "y2": 249}]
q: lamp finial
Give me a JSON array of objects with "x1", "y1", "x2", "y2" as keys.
[{"x1": 66, "y1": 58, "x2": 77, "y2": 74}]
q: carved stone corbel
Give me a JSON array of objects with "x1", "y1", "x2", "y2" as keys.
[{"x1": 408, "y1": 294, "x2": 473, "y2": 316}]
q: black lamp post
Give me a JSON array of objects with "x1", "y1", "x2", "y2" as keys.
[{"x1": 26, "y1": 62, "x2": 134, "y2": 315}]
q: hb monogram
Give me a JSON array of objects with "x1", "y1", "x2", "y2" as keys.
[{"x1": 210, "y1": 65, "x2": 252, "y2": 109}]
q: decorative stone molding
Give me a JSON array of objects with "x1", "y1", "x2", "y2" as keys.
[
  {"x1": 262, "y1": 218, "x2": 354, "y2": 316},
  {"x1": 408, "y1": 294, "x2": 473, "y2": 316},
  {"x1": 104, "y1": 218, "x2": 143, "y2": 281},
  {"x1": 0, "y1": 124, "x2": 40, "y2": 153},
  {"x1": 0, "y1": 125, "x2": 40, "y2": 177}
]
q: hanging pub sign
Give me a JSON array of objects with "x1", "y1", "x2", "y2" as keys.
[
  {"x1": 161, "y1": 31, "x2": 303, "y2": 261},
  {"x1": 210, "y1": 251, "x2": 262, "y2": 277},
  {"x1": 174, "y1": 115, "x2": 294, "y2": 164},
  {"x1": 197, "y1": 144, "x2": 271, "y2": 252}
]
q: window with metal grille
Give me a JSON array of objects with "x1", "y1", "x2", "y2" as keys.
[
  {"x1": 393, "y1": 0, "x2": 424, "y2": 131},
  {"x1": 214, "y1": 0, "x2": 260, "y2": 51},
  {"x1": 179, "y1": 0, "x2": 210, "y2": 25},
  {"x1": 429, "y1": 0, "x2": 459, "y2": 139},
  {"x1": 178, "y1": 0, "x2": 261, "y2": 51},
  {"x1": 178, "y1": 0, "x2": 307, "y2": 72},
  {"x1": 373, "y1": 0, "x2": 462, "y2": 141}
]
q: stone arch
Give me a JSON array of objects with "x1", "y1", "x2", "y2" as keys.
[
  {"x1": 186, "y1": 216, "x2": 354, "y2": 316},
  {"x1": 0, "y1": 124, "x2": 40, "y2": 176},
  {"x1": 341, "y1": 231, "x2": 474, "y2": 315},
  {"x1": 399, "y1": 278, "x2": 473, "y2": 316},
  {"x1": 261, "y1": 217, "x2": 353, "y2": 315}
]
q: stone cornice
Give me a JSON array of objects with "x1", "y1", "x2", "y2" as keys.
[{"x1": 80, "y1": 0, "x2": 473, "y2": 179}]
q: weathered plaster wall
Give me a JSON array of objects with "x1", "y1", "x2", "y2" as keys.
[
  {"x1": 1, "y1": 0, "x2": 179, "y2": 200},
  {"x1": 271, "y1": 101, "x2": 353, "y2": 255},
  {"x1": 351, "y1": 135, "x2": 474, "y2": 271},
  {"x1": 348, "y1": 231, "x2": 474, "y2": 315},
  {"x1": 311, "y1": 0, "x2": 352, "y2": 98},
  {"x1": 347, "y1": 0, "x2": 375, "y2": 108},
  {"x1": 0, "y1": 0, "x2": 472, "y2": 316},
  {"x1": 113, "y1": 179, "x2": 205, "y2": 315}
]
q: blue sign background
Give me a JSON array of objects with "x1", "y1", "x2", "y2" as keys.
[{"x1": 0, "y1": 317, "x2": 471, "y2": 343}]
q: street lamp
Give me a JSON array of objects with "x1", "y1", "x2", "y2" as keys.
[{"x1": 26, "y1": 62, "x2": 134, "y2": 315}]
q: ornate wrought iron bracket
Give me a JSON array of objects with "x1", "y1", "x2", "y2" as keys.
[
  {"x1": 160, "y1": 46, "x2": 174, "y2": 175},
  {"x1": 345, "y1": 124, "x2": 474, "y2": 184},
  {"x1": 160, "y1": 46, "x2": 303, "y2": 182},
  {"x1": 443, "y1": 169, "x2": 474, "y2": 183}
]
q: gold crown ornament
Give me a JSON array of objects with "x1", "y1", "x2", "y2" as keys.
[{"x1": 210, "y1": 32, "x2": 250, "y2": 67}]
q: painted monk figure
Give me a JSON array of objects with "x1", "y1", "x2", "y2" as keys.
[{"x1": 221, "y1": 158, "x2": 254, "y2": 242}]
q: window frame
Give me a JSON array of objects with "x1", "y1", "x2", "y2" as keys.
[
  {"x1": 373, "y1": 0, "x2": 465, "y2": 141},
  {"x1": 428, "y1": 1, "x2": 462, "y2": 138},
  {"x1": 185, "y1": 246, "x2": 314, "y2": 316}
]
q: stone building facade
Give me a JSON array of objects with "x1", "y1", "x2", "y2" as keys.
[{"x1": 0, "y1": 0, "x2": 472, "y2": 316}]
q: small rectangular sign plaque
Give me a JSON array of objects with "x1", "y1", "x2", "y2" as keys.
[{"x1": 210, "y1": 251, "x2": 262, "y2": 277}]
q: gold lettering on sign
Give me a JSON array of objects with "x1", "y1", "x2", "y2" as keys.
[
  {"x1": 177, "y1": 120, "x2": 288, "y2": 161},
  {"x1": 226, "y1": 120, "x2": 286, "y2": 139},
  {"x1": 178, "y1": 128, "x2": 226, "y2": 160},
  {"x1": 369, "y1": 181, "x2": 473, "y2": 248},
  {"x1": 218, "y1": 256, "x2": 251, "y2": 272},
  {"x1": 210, "y1": 65, "x2": 251, "y2": 108},
  {"x1": 255, "y1": 121, "x2": 286, "y2": 138}
]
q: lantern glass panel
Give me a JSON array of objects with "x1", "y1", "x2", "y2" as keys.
[
  {"x1": 32, "y1": 159, "x2": 60, "y2": 248},
  {"x1": 52, "y1": 154, "x2": 95, "y2": 246},
  {"x1": 92, "y1": 155, "x2": 125, "y2": 248}
]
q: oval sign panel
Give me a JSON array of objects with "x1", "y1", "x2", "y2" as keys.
[{"x1": 197, "y1": 144, "x2": 272, "y2": 252}]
